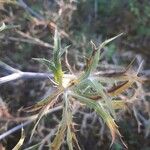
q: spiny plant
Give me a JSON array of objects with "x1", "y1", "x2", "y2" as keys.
[{"x1": 25, "y1": 29, "x2": 142, "y2": 150}]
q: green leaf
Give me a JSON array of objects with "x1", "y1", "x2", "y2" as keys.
[
  {"x1": 90, "y1": 79, "x2": 116, "y2": 119},
  {"x1": 99, "y1": 33, "x2": 123, "y2": 49},
  {"x1": 67, "y1": 126, "x2": 73, "y2": 150},
  {"x1": 60, "y1": 45, "x2": 71, "y2": 57},
  {"x1": 70, "y1": 92, "x2": 119, "y2": 146},
  {"x1": 54, "y1": 29, "x2": 61, "y2": 52},
  {"x1": 32, "y1": 58, "x2": 56, "y2": 72},
  {"x1": 79, "y1": 33, "x2": 123, "y2": 81},
  {"x1": 51, "y1": 29, "x2": 64, "y2": 85}
]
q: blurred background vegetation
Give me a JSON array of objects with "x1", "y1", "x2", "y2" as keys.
[{"x1": 0, "y1": 0, "x2": 149, "y2": 149}]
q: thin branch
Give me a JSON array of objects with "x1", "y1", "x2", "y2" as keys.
[
  {"x1": 0, "y1": 72, "x2": 53, "y2": 85},
  {"x1": 0, "y1": 120, "x2": 31, "y2": 141},
  {"x1": 0, "y1": 61, "x2": 53, "y2": 85},
  {"x1": 0, "y1": 61, "x2": 20, "y2": 74},
  {"x1": 0, "y1": 60, "x2": 149, "y2": 85}
]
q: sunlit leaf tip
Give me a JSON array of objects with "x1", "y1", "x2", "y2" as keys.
[{"x1": 12, "y1": 127, "x2": 25, "y2": 150}]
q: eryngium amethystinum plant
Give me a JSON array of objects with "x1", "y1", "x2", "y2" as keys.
[{"x1": 26, "y1": 29, "x2": 142, "y2": 150}]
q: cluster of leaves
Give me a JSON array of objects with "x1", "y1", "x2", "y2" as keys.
[
  {"x1": 23, "y1": 29, "x2": 143, "y2": 150},
  {"x1": 0, "y1": 1, "x2": 148, "y2": 149}
]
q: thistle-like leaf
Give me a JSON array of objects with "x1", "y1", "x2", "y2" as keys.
[
  {"x1": 28, "y1": 87, "x2": 64, "y2": 142},
  {"x1": 24, "y1": 87, "x2": 64, "y2": 113},
  {"x1": 52, "y1": 29, "x2": 63, "y2": 84},
  {"x1": 79, "y1": 33, "x2": 123, "y2": 81},
  {"x1": 51, "y1": 92, "x2": 78, "y2": 150},
  {"x1": 99, "y1": 33, "x2": 123, "y2": 49},
  {"x1": 51, "y1": 105, "x2": 67, "y2": 150},
  {"x1": 51, "y1": 123, "x2": 66, "y2": 150},
  {"x1": 109, "y1": 81, "x2": 134, "y2": 97},
  {"x1": 90, "y1": 79, "x2": 116, "y2": 118},
  {"x1": 67, "y1": 124, "x2": 74, "y2": 150},
  {"x1": 70, "y1": 92, "x2": 122, "y2": 146}
]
